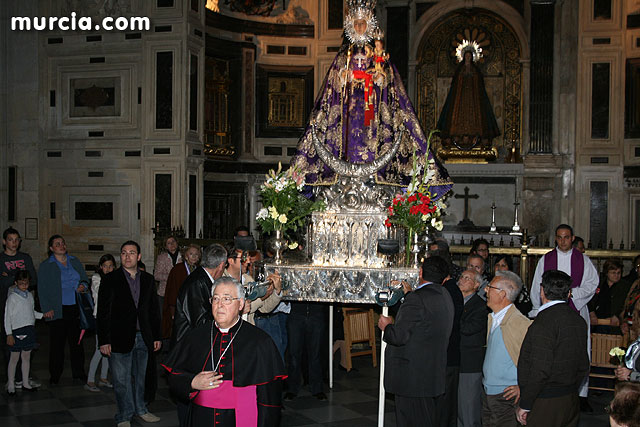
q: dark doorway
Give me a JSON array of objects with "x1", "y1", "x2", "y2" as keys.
[{"x1": 203, "y1": 181, "x2": 248, "y2": 239}]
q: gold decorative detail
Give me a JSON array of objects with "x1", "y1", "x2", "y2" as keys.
[
  {"x1": 267, "y1": 77, "x2": 305, "y2": 128},
  {"x1": 436, "y1": 146, "x2": 498, "y2": 163},
  {"x1": 204, "y1": 57, "x2": 234, "y2": 159},
  {"x1": 204, "y1": 146, "x2": 235, "y2": 156},
  {"x1": 205, "y1": 0, "x2": 219, "y2": 12}
]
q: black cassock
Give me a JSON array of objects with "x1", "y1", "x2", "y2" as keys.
[{"x1": 164, "y1": 319, "x2": 286, "y2": 426}]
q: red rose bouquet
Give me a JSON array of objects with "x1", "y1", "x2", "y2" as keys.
[{"x1": 385, "y1": 131, "x2": 447, "y2": 264}]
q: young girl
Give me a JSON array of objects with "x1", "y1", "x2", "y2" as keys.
[
  {"x1": 85, "y1": 254, "x2": 115, "y2": 392},
  {"x1": 5, "y1": 270, "x2": 50, "y2": 396}
]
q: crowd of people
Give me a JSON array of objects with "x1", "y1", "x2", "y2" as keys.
[
  {"x1": 378, "y1": 225, "x2": 640, "y2": 427},
  {"x1": 1, "y1": 224, "x2": 640, "y2": 426}
]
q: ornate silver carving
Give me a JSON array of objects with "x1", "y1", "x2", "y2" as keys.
[
  {"x1": 306, "y1": 123, "x2": 404, "y2": 268},
  {"x1": 313, "y1": 176, "x2": 394, "y2": 212},
  {"x1": 310, "y1": 124, "x2": 403, "y2": 179},
  {"x1": 309, "y1": 211, "x2": 393, "y2": 268},
  {"x1": 264, "y1": 262, "x2": 418, "y2": 303}
]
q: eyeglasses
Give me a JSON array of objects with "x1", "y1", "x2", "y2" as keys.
[
  {"x1": 485, "y1": 285, "x2": 504, "y2": 293},
  {"x1": 459, "y1": 275, "x2": 476, "y2": 282},
  {"x1": 210, "y1": 295, "x2": 241, "y2": 305}
]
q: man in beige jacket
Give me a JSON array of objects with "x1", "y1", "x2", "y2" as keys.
[{"x1": 482, "y1": 271, "x2": 531, "y2": 427}]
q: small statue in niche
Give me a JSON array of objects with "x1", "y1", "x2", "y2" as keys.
[{"x1": 436, "y1": 40, "x2": 500, "y2": 151}]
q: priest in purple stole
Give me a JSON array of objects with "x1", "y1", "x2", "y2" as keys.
[
  {"x1": 163, "y1": 277, "x2": 286, "y2": 426},
  {"x1": 529, "y1": 224, "x2": 598, "y2": 408}
]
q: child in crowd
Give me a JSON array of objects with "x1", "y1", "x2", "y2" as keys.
[
  {"x1": 85, "y1": 254, "x2": 115, "y2": 392},
  {"x1": 5, "y1": 270, "x2": 51, "y2": 396}
]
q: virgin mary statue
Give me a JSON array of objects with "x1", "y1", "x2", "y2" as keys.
[
  {"x1": 436, "y1": 40, "x2": 500, "y2": 151},
  {"x1": 290, "y1": 0, "x2": 452, "y2": 200}
]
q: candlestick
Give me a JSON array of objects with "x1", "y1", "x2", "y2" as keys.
[
  {"x1": 510, "y1": 199, "x2": 522, "y2": 236},
  {"x1": 489, "y1": 202, "x2": 498, "y2": 234}
]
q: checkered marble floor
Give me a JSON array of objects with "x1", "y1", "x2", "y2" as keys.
[{"x1": 0, "y1": 324, "x2": 613, "y2": 426}]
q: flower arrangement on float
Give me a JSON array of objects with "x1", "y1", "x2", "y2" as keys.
[
  {"x1": 256, "y1": 163, "x2": 325, "y2": 262},
  {"x1": 384, "y1": 131, "x2": 447, "y2": 265}
]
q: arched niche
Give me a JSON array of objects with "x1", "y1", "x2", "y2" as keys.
[{"x1": 411, "y1": 3, "x2": 528, "y2": 158}]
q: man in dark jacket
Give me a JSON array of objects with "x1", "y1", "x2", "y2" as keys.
[
  {"x1": 378, "y1": 256, "x2": 455, "y2": 427},
  {"x1": 97, "y1": 241, "x2": 161, "y2": 427},
  {"x1": 457, "y1": 269, "x2": 487, "y2": 427},
  {"x1": 432, "y1": 256, "x2": 463, "y2": 427},
  {"x1": 516, "y1": 270, "x2": 590, "y2": 427},
  {"x1": 171, "y1": 243, "x2": 227, "y2": 344}
]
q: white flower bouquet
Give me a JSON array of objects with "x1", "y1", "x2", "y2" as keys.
[{"x1": 256, "y1": 163, "x2": 325, "y2": 237}]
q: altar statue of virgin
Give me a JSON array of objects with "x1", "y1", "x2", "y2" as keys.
[
  {"x1": 290, "y1": 0, "x2": 452, "y2": 200},
  {"x1": 436, "y1": 40, "x2": 500, "y2": 151}
]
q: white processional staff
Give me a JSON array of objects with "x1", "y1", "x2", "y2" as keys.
[
  {"x1": 374, "y1": 236, "x2": 403, "y2": 427},
  {"x1": 378, "y1": 304, "x2": 388, "y2": 427},
  {"x1": 375, "y1": 284, "x2": 404, "y2": 427}
]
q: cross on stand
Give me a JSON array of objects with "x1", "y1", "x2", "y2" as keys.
[{"x1": 454, "y1": 186, "x2": 479, "y2": 227}]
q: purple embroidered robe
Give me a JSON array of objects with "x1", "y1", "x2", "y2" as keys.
[{"x1": 290, "y1": 43, "x2": 453, "y2": 199}]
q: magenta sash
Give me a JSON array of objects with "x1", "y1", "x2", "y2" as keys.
[
  {"x1": 192, "y1": 380, "x2": 257, "y2": 426},
  {"x1": 544, "y1": 248, "x2": 583, "y2": 312}
]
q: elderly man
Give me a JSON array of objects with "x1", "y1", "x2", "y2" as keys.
[
  {"x1": 467, "y1": 254, "x2": 488, "y2": 299},
  {"x1": 164, "y1": 277, "x2": 286, "y2": 426},
  {"x1": 378, "y1": 256, "x2": 454, "y2": 427},
  {"x1": 516, "y1": 270, "x2": 590, "y2": 427},
  {"x1": 482, "y1": 271, "x2": 531, "y2": 427},
  {"x1": 529, "y1": 224, "x2": 598, "y2": 410},
  {"x1": 171, "y1": 244, "x2": 228, "y2": 344},
  {"x1": 458, "y1": 269, "x2": 487, "y2": 427},
  {"x1": 170, "y1": 243, "x2": 227, "y2": 426}
]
